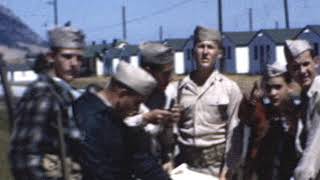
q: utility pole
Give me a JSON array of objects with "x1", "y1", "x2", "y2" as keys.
[
  {"x1": 249, "y1": 8, "x2": 253, "y2": 31},
  {"x1": 47, "y1": 0, "x2": 58, "y2": 26},
  {"x1": 283, "y1": 0, "x2": 290, "y2": 29},
  {"x1": 159, "y1": 26, "x2": 163, "y2": 41},
  {"x1": 217, "y1": 0, "x2": 224, "y2": 72},
  {"x1": 217, "y1": 0, "x2": 223, "y2": 32},
  {"x1": 54, "y1": 0, "x2": 58, "y2": 26},
  {"x1": 122, "y1": 6, "x2": 127, "y2": 41}
]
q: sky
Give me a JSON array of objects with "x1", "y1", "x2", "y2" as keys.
[{"x1": 3, "y1": 0, "x2": 320, "y2": 44}]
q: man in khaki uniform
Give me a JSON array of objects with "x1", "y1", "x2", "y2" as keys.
[
  {"x1": 171, "y1": 26, "x2": 243, "y2": 179},
  {"x1": 285, "y1": 39, "x2": 320, "y2": 180}
]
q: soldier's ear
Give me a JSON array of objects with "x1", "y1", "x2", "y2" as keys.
[{"x1": 46, "y1": 52, "x2": 55, "y2": 64}]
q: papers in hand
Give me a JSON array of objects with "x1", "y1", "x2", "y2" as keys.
[{"x1": 170, "y1": 163, "x2": 218, "y2": 180}]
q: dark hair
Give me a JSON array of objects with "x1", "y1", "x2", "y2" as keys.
[
  {"x1": 32, "y1": 53, "x2": 53, "y2": 73},
  {"x1": 140, "y1": 61, "x2": 167, "y2": 72}
]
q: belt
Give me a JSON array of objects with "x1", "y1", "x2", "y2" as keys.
[{"x1": 179, "y1": 143, "x2": 225, "y2": 168}]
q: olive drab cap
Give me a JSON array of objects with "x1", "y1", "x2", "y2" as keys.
[
  {"x1": 139, "y1": 42, "x2": 174, "y2": 65},
  {"x1": 113, "y1": 61, "x2": 157, "y2": 96},
  {"x1": 266, "y1": 61, "x2": 287, "y2": 77},
  {"x1": 284, "y1": 39, "x2": 312, "y2": 62},
  {"x1": 48, "y1": 26, "x2": 86, "y2": 49},
  {"x1": 193, "y1": 25, "x2": 222, "y2": 43}
]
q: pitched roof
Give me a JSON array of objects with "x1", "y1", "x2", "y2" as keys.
[
  {"x1": 104, "y1": 47, "x2": 123, "y2": 59},
  {"x1": 301, "y1": 25, "x2": 320, "y2": 37},
  {"x1": 223, "y1": 31, "x2": 256, "y2": 46},
  {"x1": 85, "y1": 44, "x2": 110, "y2": 58},
  {"x1": 163, "y1": 38, "x2": 188, "y2": 51},
  {"x1": 259, "y1": 28, "x2": 301, "y2": 44},
  {"x1": 121, "y1": 44, "x2": 139, "y2": 57}
]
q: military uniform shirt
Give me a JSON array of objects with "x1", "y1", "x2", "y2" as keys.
[
  {"x1": 295, "y1": 75, "x2": 320, "y2": 180},
  {"x1": 170, "y1": 71, "x2": 243, "y2": 170}
]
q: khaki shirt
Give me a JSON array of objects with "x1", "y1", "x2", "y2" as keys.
[
  {"x1": 168, "y1": 71, "x2": 243, "y2": 170},
  {"x1": 295, "y1": 75, "x2": 320, "y2": 180}
]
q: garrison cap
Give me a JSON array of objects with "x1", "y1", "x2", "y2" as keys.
[
  {"x1": 113, "y1": 61, "x2": 157, "y2": 96},
  {"x1": 194, "y1": 25, "x2": 222, "y2": 43},
  {"x1": 284, "y1": 39, "x2": 312, "y2": 62},
  {"x1": 139, "y1": 42, "x2": 174, "y2": 65},
  {"x1": 48, "y1": 26, "x2": 86, "y2": 49},
  {"x1": 266, "y1": 61, "x2": 287, "y2": 77}
]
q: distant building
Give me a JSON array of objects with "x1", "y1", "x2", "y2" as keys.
[
  {"x1": 97, "y1": 25, "x2": 320, "y2": 76},
  {"x1": 7, "y1": 63, "x2": 37, "y2": 82},
  {"x1": 223, "y1": 31, "x2": 256, "y2": 74},
  {"x1": 182, "y1": 36, "x2": 196, "y2": 73},
  {"x1": 103, "y1": 44, "x2": 139, "y2": 75},
  {"x1": 295, "y1": 25, "x2": 320, "y2": 56},
  {"x1": 248, "y1": 28, "x2": 300, "y2": 74},
  {"x1": 84, "y1": 42, "x2": 109, "y2": 76},
  {"x1": 103, "y1": 47, "x2": 122, "y2": 75},
  {"x1": 163, "y1": 38, "x2": 189, "y2": 74},
  {"x1": 120, "y1": 44, "x2": 139, "y2": 68}
]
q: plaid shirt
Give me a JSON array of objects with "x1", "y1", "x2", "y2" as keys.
[{"x1": 9, "y1": 73, "x2": 81, "y2": 180}]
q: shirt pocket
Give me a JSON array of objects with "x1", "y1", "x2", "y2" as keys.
[{"x1": 206, "y1": 95, "x2": 229, "y2": 122}]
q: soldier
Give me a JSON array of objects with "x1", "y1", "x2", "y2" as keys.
[
  {"x1": 123, "y1": 42, "x2": 181, "y2": 173},
  {"x1": 285, "y1": 39, "x2": 320, "y2": 180},
  {"x1": 74, "y1": 61, "x2": 170, "y2": 180},
  {"x1": 240, "y1": 62, "x2": 300, "y2": 180},
  {"x1": 170, "y1": 26, "x2": 243, "y2": 179},
  {"x1": 9, "y1": 26, "x2": 85, "y2": 180}
]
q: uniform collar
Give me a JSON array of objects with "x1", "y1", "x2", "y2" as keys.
[
  {"x1": 53, "y1": 76, "x2": 82, "y2": 99},
  {"x1": 178, "y1": 70, "x2": 224, "y2": 101},
  {"x1": 82, "y1": 90, "x2": 112, "y2": 113},
  {"x1": 307, "y1": 75, "x2": 320, "y2": 98},
  {"x1": 179, "y1": 70, "x2": 222, "y2": 90}
]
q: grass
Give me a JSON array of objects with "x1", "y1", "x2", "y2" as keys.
[{"x1": 0, "y1": 74, "x2": 260, "y2": 179}]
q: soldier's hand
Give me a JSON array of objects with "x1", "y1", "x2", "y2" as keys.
[
  {"x1": 142, "y1": 109, "x2": 172, "y2": 124},
  {"x1": 294, "y1": 164, "x2": 317, "y2": 180},
  {"x1": 170, "y1": 104, "x2": 183, "y2": 124},
  {"x1": 162, "y1": 160, "x2": 175, "y2": 174}
]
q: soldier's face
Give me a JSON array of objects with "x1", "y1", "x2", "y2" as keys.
[
  {"x1": 287, "y1": 51, "x2": 317, "y2": 90},
  {"x1": 193, "y1": 40, "x2": 222, "y2": 70},
  {"x1": 117, "y1": 90, "x2": 145, "y2": 118},
  {"x1": 53, "y1": 48, "x2": 84, "y2": 82},
  {"x1": 264, "y1": 76, "x2": 290, "y2": 107},
  {"x1": 149, "y1": 63, "x2": 174, "y2": 92}
]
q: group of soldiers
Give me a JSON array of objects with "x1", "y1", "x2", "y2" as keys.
[{"x1": 7, "y1": 23, "x2": 320, "y2": 180}]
